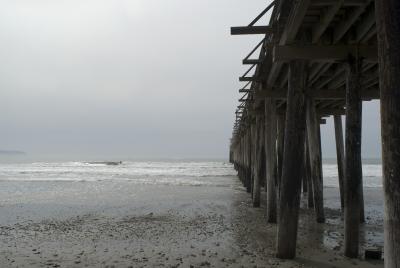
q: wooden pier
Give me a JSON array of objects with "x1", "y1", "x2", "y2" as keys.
[{"x1": 229, "y1": 0, "x2": 400, "y2": 266}]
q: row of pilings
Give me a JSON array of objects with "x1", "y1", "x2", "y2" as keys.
[
  {"x1": 230, "y1": 94, "x2": 348, "y2": 257},
  {"x1": 229, "y1": 1, "x2": 400, "y2": 266},
  {"x1": 229, "y1": 51, "x2": 397, "y2": 263}
]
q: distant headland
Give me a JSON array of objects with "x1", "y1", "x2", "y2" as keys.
[{"x1": 0, "y1": 150, "x2": 26, "y2": 155}]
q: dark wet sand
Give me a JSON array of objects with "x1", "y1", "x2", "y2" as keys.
[{"x1": 0, "y1": 179, "x2": 384, "y2": 267}]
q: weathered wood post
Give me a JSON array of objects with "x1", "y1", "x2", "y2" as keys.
[
  {"x1": 246, "y1": 127, "x2": 252, "y2": 193},
  {"x1": 251, "y1": 120, "x2": 257, "y2": 198},
  {"x1": 252, "y1": 114, "x2": 263, "y2": 207},
  {"x1": 265, "y1": 98, "x2": 278, "y2": 223},
  {"x1": 302, "y1": 170, "x2": 308, "y2": 194},
  {"x1": 344, "y1": 55, "x2": 364, "y2": 258},
  {"x1": 276, "y1": 60, "x2": 307, "y2": 259},
  {"x1": 306, "y1": 97, "x2": 325, "y2": 223},
  {"x1": 375, "y1": 1, "x2": 400, "y2": 266},
  {"x1": 260, "y1": 116, "x2": 267, "y2": 189},
  {"x1": 304, "y1": 137, "x2": 314, "y2": 209},
  {"x1": 240, "y1": 133, "x2": 246, "y2": 185},
  {"x1": 334, "y1": 115, "x2": 345, "y2": 211},
  {"x1": 276, "y1": 113, "x2": 285, "y2": 196}
]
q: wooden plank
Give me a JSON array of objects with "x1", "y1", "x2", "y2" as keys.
[
  {"x1": 273, "y1": 45, "x2": 377, "y2": 62},
  {"x1": 231, "y1": 26, "x2": 272, "y2": 35},
  {"x1": 375, "y1": 0, "x2": 400, "y2": 266}
]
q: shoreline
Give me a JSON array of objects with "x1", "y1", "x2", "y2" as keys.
[{"x1": 0, "y1": 178, "x2": 384, "y2": 267}]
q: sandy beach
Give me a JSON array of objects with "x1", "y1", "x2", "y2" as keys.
[{"x1": 0, "y1": 167, "x2": 384, "y2": 268}]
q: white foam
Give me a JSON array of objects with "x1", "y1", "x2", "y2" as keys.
[{"x1": 0, "y1": 161, "x2": 383, "y2": 187}]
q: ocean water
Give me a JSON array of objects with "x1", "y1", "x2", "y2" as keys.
[{"x1": 0, "y1": 161, "x2": 383, "y2": 188}]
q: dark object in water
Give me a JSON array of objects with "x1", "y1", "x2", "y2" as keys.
[
  {"x1": 87, "y1": 161, "x2": 122, "y2": 166},
  {"x1": 365, "y1": 248, "x2": 382, "y2": 260}
]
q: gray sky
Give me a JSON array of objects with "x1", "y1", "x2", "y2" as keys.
[{"x1": 0, "y1": 0, "x2": 381, "y2": 159}]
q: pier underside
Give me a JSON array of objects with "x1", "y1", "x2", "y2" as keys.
[{"x1": 229, "y1": 0, "x2": 400, "y2": 265}]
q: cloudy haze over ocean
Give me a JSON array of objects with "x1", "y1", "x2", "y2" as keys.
[{"x1": 0, "y1": 0, "x2": 381, "y2": 159}]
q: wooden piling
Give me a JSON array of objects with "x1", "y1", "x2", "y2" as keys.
[
  {"x1": 306, "y1": 97, "x2": 325, "y2": 223},
  {"x1": 246, "y1": 128, "x2": 252, "y2": 193},
  {"x1": 302, "y1": 166, "x2": 308, "y2": 194},
  {"x1": 265, "y1": 98, "x2": 278, "y2": 223},
  {"x1": 250, "y1": 122, "x2": 256, "y2": 198},
  {"x1": 375, "y1": 1, "x2": 400, "y2": 266},
  {"x1": 252, "y1": 115, "x2": 263, "y2": 207},
  {"x1": 276, "y1": 114, "x2": 285, "y2": 196},
  {"x1": 304, "y1": 137, "x2": 314, "y2": 209},
  {"x1": 333, "y1": 115, "x2": 345, "y2": 211},
  {"x1": 276, "y1": 60, "x2": 307, "y2": 259},
  {"x1": 344, "y1": 56, "x2": 363, "y2": 258}
]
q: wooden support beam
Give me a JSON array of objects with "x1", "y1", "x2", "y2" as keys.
[
  {"x1": 254, "y1": 88, "x2": 379, "y2": 100},
  {"x1": 361, "y1": 25, "x2": 376, "y2": 42},
  {"x1": 306, "y1": 97, "x2": 325, "y2": 223},
  {"x1": 273, "y1": 45, "x2": 377, "y2": 63},
  {"x1": 334, "y1": 115, "x2": 345, "y2": 211},
  {"x1": 311, "y1": 0, "x2": 344, "y2": 43},
  {"x1": 375, "y1": 1, "x2": 400, "y2": 266},
  {"x1": 265, "y1": 98, "x2": 278, "y2": 223},
  {"x1": 239, "y1": 76, "x2": 262, "y2": 82},
  {"x1": 344, "y1": 56, "x2": 364, "y2": 258},
  {"x1": 277, "y1": 106, "x2": 346, "y2": 116},
  {"x1": 309, "y1": 63, "x2": 327, "y2": 82},
  {"x1": 267, "y1": 63, "x2": 284, "y2": 86},
  {"x1": 280, "y1": 0, "x2": 311, "y2": 43},
  {"x1": 314, "y1": 68, "x2": 345, "y2": 89},
  {"x1": 276, "y1": 60, "x2": 307, "y2": 259},
  {"x1": 311, "y1": 0, "x2": 367, "y2": 6},
  {"x1": 355, "y1": 6, "x2": 376, "y2": 42},
  {"x1": 231, "y1": 26, "x2": 272, "y2": 35},
  {"x1": 243, "y1": 59, "x2": 264, "y2": 65},
  {"x1": 248, "y1": 1, "x2": 275, "y2": 26},
  {"x1": 267, "y1": 0, "x2": 310, "y2": 86},
  {"x1": 243, "y1": 38, "x2": 266, "y2": 65},
  {"x1": 333, "y1": 2, "x2": 371, "y2": 43}
]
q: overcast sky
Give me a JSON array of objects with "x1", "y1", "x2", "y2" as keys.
[{"x1": 0, "y1": 0, "x2": 381, "y2": 159}]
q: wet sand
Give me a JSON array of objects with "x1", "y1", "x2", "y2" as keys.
[{"x1": 0, "y1": 178, "x2": 384, "y2": 267}]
